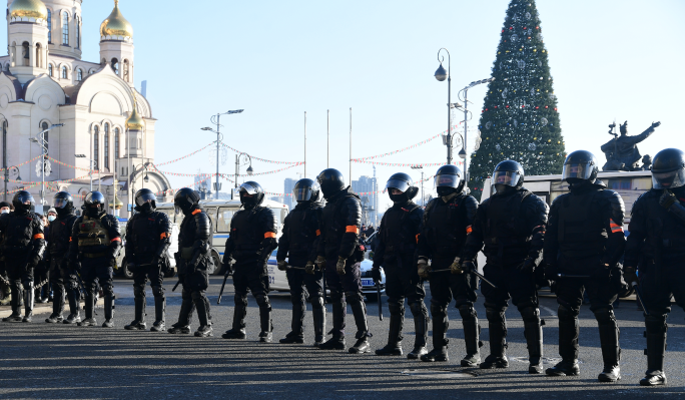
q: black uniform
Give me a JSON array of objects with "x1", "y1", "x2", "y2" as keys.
[
  {"x1": 277, "y1": 201, "x2": 325, "y2": 343},
  {"x1": 0, "y1": 210, "x2": 45, "y2": 322},
  {"x1": 70, "y1": 211, "x2": 122, "y2": 326},
  {"x1": 125, "y1": 209, "x2": 171, "y2": 330},
  {"x1": 318, "y1": 187, "x2": 369, "y2": 347},
  {"x1": 45, "y1": 210, "x2": 79, "y2": 323},
  {"x1": 544, "y1": 181, "x2": 626, "y2": 377},
  {"x1": 373, "y1": 201, "x2": 428, "y2": 355},
  {"x1": 625, "y1": 187, "x2": 685, "y2": 385},
  {"x1": 222, "y1": 204, "x2": 277, "y2": 339},
  {"x1": 462, "y1": 188, "x2": 548, "y2": 371},
  {"x1": 417, "y1": 192, "x2": 480, "y2": 363}
]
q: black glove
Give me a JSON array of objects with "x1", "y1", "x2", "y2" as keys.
[
  {"x1": 545, "y1": 262, "x2": 560, "y2": 281},
  {"x1": 222, "y1": 262, "x2": 233, "y2": 276},
  {"x1": 660, "y1": 190, "x2": 677, "y2": 210},
  {"x1": 371, "y1": 267, "x2": 382, "y2": 284},
  {"x1": 460, "y1": 260, "x2": 476, "y2": 274},
  {"x1": 517, "y1": 257, "x2": 536, "y2": 274}
]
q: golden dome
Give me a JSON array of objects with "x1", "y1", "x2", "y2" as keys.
[
  {"x1": 100, "y1": 0, "x2": 133, "y2": 39},
  {"x1": 126, "y1": 106, "x2": 145, "y2": 131},
  {"x1": 9, "y1": 0, "x2": 48, "y2": 20}
]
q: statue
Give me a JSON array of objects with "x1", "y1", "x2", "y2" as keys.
[{"x1": 601, "y1": 120, "x2": 660, "y2": 171}]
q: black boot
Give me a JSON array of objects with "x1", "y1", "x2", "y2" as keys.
[
  {"x1": 640, "y1": 316, "x2": 667, "y2": 386},
  {"x1": 596, "y1": 309, "x2": 621, "y2": 382},
  {"x1": 522, "y1": 307, "x2": 544, "y2": 374},
  {"x1": 125, "y1": 293, "x2": 146, "y2": 330},
  {"x1": 2, "y1": 282, "x2": 23, "y2": 322},
  {"x1": 46, "y1": 284, "x2": 65, "y2": 323},
  {"x1": 319, "y1": 301, "x2": 345, "y2": 350},
  {"x1": 407, "y1": 301, "x2": 428, "y2": 359},
  {"x1": 480, "y1": 307, "x2": 508, "y2": 369},
  {"x1": 223, "y1": 295, "x2": 247, "y2": 339},
  {"x1": 280, "y1": 300, "x2": 304, "y2": 343},
  {"x1": 348, "y1": 297, "x2": 370, "y2": 353},
  {"x1": 312, "y1": 297, "x2": 326, "y2": 347},
  {"x1": 193, "y1": 293, "x2": 212, "y2": 338},
  {"x1": 376, "y1": 302, "x2": 403, "y2": 356},
  {"x1": 102, "y1": 294, "x2": 114, "y2": 328},
  {"x1": 169, "y1": 294, "x2": 195, "y2": 334},
  {"x1": 258, "y1": 301, "x2": 273, "y2": 343},
  {"x1": 78, "y1": 291, "x2": 97, "y2": 327},
  {"x1": 151, "y1": 292, "x2": 166, "y2": 332},
  {"x1": 460, "y1": 305, "x2": 482, "y2": 367},
  {"x1": 547, "y1": 307, "x2": 580, "y2": 376},
  {"x1": 64, "y1": 288, "x2": 81, "y2": 324},
  {"x1": 21, "y1": 282, "x2": 34, "y2": 323},
  {"x1": 422, "y1": 304, "x2": 449, "y2": 362}
]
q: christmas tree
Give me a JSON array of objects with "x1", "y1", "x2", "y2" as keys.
[{"x1": 469, "y1": 0, "x2": 565, "y2": 199}]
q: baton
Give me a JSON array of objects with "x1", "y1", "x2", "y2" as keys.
[
  {"x1": 172, "y1": 279, "x2": 181, "y2": 292},
  {"x1": 470, "y1": 269, "x2": 497, "y2": 289},
  {"x1": 376, "y1": 282, "x2": 383, "y2": 321},
  {"x1": 632, "y1": 281, "x2": 649, "y2": 316},
  {"x1": 557, "y1": 273, "x2": 591, "y2": 279},
  {"x1": 217, "y1": 267, "x2": 231, "y2": 305}
]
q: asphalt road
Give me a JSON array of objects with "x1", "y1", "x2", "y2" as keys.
[{"x1": 1, "y1": 276, "x2": 684, "y2": 399}]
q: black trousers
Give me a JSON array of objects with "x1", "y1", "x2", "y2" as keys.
[
  {"x1": 481, "y1": 263, "x2": 538, "y2": 311},
  {"x1": 639, "y1": 261, "x2": 685, "y2": 317}
]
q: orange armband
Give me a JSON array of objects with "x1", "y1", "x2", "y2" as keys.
[
  {"x1": 345, "y1": 226, "x2": 359, "y2": 234},
  {"x1": 264, "y1": 232, "x2": 276, "y2": 239},
  {"x1": 33, "y1": 233, "x2": 44, "y2": 240}
]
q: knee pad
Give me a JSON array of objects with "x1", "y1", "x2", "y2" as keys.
[
  {"x1": 388, "y1": 301, "x2": 403, "y2": 315},
  {"x1": 22, "y1": 279, "x2": 33, "y2": 289},
  {"x1": 593, "y1": 307, "x2": 615, "y2": 324},
  {"x1": 191, "y1": 291, "x2": 203, "y2": 302},
  {"x1": 345, "y1": 290, "x2": 363, "y2": 305},
  {"x1": 152, "y1": 285, "x2": 165, "y2": 298},
  {"x1": 485, "y1": 307, "x2": 505, "y2": 322},
  {"x1": 181, "y1": 289, "x2": 192, "y2": 301},
  {"x1": 101, "y1": 284, "x2": 113, "y2": 297},
  {"x1": 558, "y1": 304, "x2": 578, "y2": 321},
  {"x1": 645, "y1": 314, "x2": 667, "y2": 332},
  {"x1": 431, "y1": 303, "x2": 447, "y2": 317},
  {"x1": 234, "y1": 294, "x2": 248, "y2": 307},
  {"x1": 133, "y1": 285, "x2": 146, "y2": 298},
  {"x1": 519, "y1": 306, "x2": 540, "y2": 322},
  {"x1": 310, "y1": 295, "x2": 324, "y2": 309},
  {"x1": 459, "y1": 305, "x2": 478, "y2": 320},
  {"x1": 409, "y1": 301, "x2": 427, "y2": 315},
  {"x1": 329, "y1": 288, "x2": 344, "y2": 304},
  {"x1": 255, "y1": 293, "x2": 270, "y2": 307}
]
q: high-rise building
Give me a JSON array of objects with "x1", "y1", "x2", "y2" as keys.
[
  {"x1": 352, "y1": 175, "x2": 378, "y2": 226},
  {"x1": 283, "y1": 177, "x2": 296, "y2": 210}
]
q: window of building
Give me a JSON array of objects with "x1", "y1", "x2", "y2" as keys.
[
  {"x1": 104, "y1": 123, "x2": 110, "y2": 171},
  {"x1": 76, "y1": 68, "x2": 82, "y2": 81},
  {"x1": 48, "y1": 64, "x2": 53, "y2": 76},
  {"x1": 62, "y1": 12, "x2": 69, "y2": 45},
  {"x1": 47, "y1": 9, "x2": 52, "y2": 43},
  {"x1": 123, "y1": 60, "x2": 130, "y2": 82},
  {"x1": 75, "y1": 15, "x2": 80, "y2": 49},
  {"x1": 93, "y1": 125, "x2": 99, "y2": 170},
  {"x1": 61, "y1": 66, "x2": 67, "y2": 79},
  {"x1": 111, "y1": 58, "x2": 119, "y2": 75},
  {"x1": 2, "y1": 121, "x2": 7, "y2": 172},
  {"x1": 35, "y1": 43, "x2": 41, "y2": 68},
  {"x1": 114, "y1": 127, "x2": 120, "y2": 158},
  {"x1": 22, "y1": 42, "x2": 29, "y2": 66}
]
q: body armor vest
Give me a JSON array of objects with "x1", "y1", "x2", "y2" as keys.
[
  {"x1": 49, "y1": 215, "x2": 77, "y2": 256},
  {"x1": 557, "y1": 189, "x2": 607, "y2": 258},
  {"x1": 425, "y1": 196, "x2": 467, "y2": 260},
  {"x1": 483, "y1": 190, "x2": 531, "y2": 261},
  {"x1": 131, "y1": 213, "x2": 161, "y2": 257},
  {"x1": 231, "y1": 207, "x2": 266, "y2": 255},
  {"x1": 287, "y1": 207, "x2": 318, "y2": 255},
  {"x1": 2, "y1": 213, "x2": 34, "y2": 251},
  {"x1": 381, "y1": 204, "x2": 419, "y2": 257},
  {"x1": 643, "y1": 194, "x2": 685, "y2": 261},
  {"x1": 77, "y1": 216, "x2": 110, "y2": 252}
]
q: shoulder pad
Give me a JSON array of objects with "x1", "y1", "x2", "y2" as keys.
[{"x1": 602, "y1": 189, "x2": 626, "y2": 224}]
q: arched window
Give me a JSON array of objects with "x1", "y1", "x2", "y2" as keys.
[
  {"x1": 4, "y1": 63, "x2": 9, "y2": 72},
  {"x1": 22, "y1": 42, "x2": 29, "y2": 66},
  {"x1": 62, "y1": 12, "x2": 69, "y2": 46},
  {"x1": 41, "y1": 121, "x2": 49, "y2": 154},
  {"x1": 114, "y1": 127, "x2": 120, "y2": 158},
  {"x1": 48, "y1": 64, "x2": 53, "y2": 76},
  {"x1": 93, "y1": 126, "x2": 99, "y2": 170},
  {"x1": 47, "y1": 9, "x2": 52, "y2": 43},
  {"x1": 111, "y1": 58, "x2": 119, "y2": 75},
  {"x1": 61, "y1": 66, "x2": 67, "y2": 79},
  {"x1": 2, "y1": 121, "x2": 7, "y2": 172},
  {"x1": 123, "y1": 60, "x2": 130, "y2": 82},
  {"x1": 104, "y1": 123, "x2": 110, "y2": 171},
  {"x1": 75, "y1": 15, "x2": 80, "y2": 49},
  {"x1": 76, "y1": 68, "x2": 82, "y2": 81},
  {"x1": 35, "y1": 43, "x2": 41, "y2": 68}
]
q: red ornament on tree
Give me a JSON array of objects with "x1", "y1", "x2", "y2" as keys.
[
  {"x1": 509, "y1": 27, "x2": 513, "y2": 30},
  {"x1": 545, "y1": 106, "x2": 549, "y2": 109},
  {"x1": 506, "y1": 105, "x2": 510, "y2": 108},
  {"x1": 494, "y1": 106, "x2": 498, "y2": 109},
  {"x1": 554, "y1": 108, "x2": 558, "y2": 111},
  {"x1": 523, "y1": 27, "x2": 527, "y2": 30},
  {"x1": 535, "y1": 106, "x2": 539, "y2": 110},
  {"x1": 536, "y1": 26, "x2": 539, "y2": 29}
]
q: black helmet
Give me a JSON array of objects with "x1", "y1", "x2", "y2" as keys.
[
  {"x1": 239, "y1": 181, "x2": 265, "y2": 210},
  {"x1": 293, "y1": 178, "x2": 320, "y2": 203},
  {"x1": 134, "y1": 188, "x2": 157, "y2": 213},
  {"x1": 386, "y1": 172, "x2": 418, "y2": 203},
  {"x1": 434, "y1": 164, "x2": 464, "y2": 197},
  {"x1": 12, "y1": 190, "x2": 34, "y2": 214},
  {"x1": 562, "y1": 150, "x2": 599, "y2": 184},
  {"x1": 651, "y1": 148, "x2": 685, "y2": 190},
  {"x1": 84, "y1": 191, "x2": 106, "y2": 217},
  {"x1": 53, "y1": 191, "x2": 74, "y2": 216},
  {"x1": 492, "y1": 160, "x2": 524, "y2": 196},
  {"x1": 317, "y1": 168, "x2": 345, "y2": 199},
  {"x1": 174, "y1": 188, "x2": 201, "y2": 215}
]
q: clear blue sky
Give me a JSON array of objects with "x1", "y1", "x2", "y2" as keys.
[{"x1": 7, "y1": 0, "x2": 685, "y2": 211}]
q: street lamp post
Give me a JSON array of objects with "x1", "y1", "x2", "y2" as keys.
[
  {"x1": 3, "y1": 166, "x2": 21, "y2": 200},
  {"x1": 457, "y1": 78, "x2": 495, "y2": 181},
  {"x1": 434, "y1": 48, "x2": 452, "y2": 165},
  {"x1": 410, "y1": 165, "x2": 424, "y2": 206},
  {"x1": 234, "y1": 153, "x2": 253, "y2": 194},
  {"x1": 29, "y1": 123, "x2": 63, "y2": 208},
  {"x1": 202, "y1": 109, "x2": 244, "y2": 200},
  {"x1": 75, "y1": 154, "x2": 93, "y2": 191}
]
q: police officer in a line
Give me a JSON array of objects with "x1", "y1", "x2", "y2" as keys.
[
  {"x1": 70, "y1": 191, "x2": 122, "y2": 327},
  {"x1": 372, "y1": 173, "x2": 428, "y2": 359},
  {"x1": 124, "y1": 189, "x2": 172, "y2": 332},
  {"x1": 316, "y1": 168, "x2": 372, "y2": 353},
  {"x1": 221, "y1": 182, "x2": 278, "y2": 343},
  {"x1": 624, "y1": 148, "x2": 685, "y2": 386},
  {"x1": 276, "y1": 178, "x2": 326, "y2": 346},
  {"x1": 460, "y1": 160, "x2": 549, "y2": 373},
  {"x1": 44, "y1": 192, "x2": 81, "y2": 324},
  {"x1": 417, "y1": 165, "x2": 482, "y2": 365},
  {"x1": 544, "y1": 150, "x2": 626, "y2": 382},
  {"x1": 169, "y1": 188, "x2": 213, "y2": 337},
  {"x1": 0, "y1": 191, "x2": 46, "y2": 323}
]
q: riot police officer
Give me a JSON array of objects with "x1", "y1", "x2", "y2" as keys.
[
  {"x1": 417, "y1": 165, "x2": 481, "y2": 365},
  {"x1": 221, "y1": 182, "x2": 278, "y2": 343},
  {"x1": 544, "y1": 150, "x2": 626, "y2": 382},
  {"x1": 315, "y1": 168, "x2": 371, "y2": 353},
  {"x1": 624, "y1": 148, "x2": 685, "y2": 386},
  {"x1": 276, "y1": 179, "x2": 326, "y2": 345},
  {"x1": 460, "y1": 160, "x2": 549, "y2": 373},
  {"x1": 70, "y1": 191, "x2": 121, "y2": 327},
  {"x1": 124, "y1": 189, "x2": 171, "y2": 332},
  {"x1": 169, "y1": 188, "x2": 213, "y2": 337},
  {"x1": 372, "y1": 173, "x2": 428, "y2": 359},
  {"x1": 0, "y1": 191, "x2": 45, "y2": 323},
  {"x1": 45, "y1": 192, "x2": 81, "y2": 324}
]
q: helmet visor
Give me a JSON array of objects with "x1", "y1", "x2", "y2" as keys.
[
  {"x1": 293, "y1": 187, "x2": 314, "y2": 202},
  {"x1": 53, "y1": 197, "x2": 70, "y2": 209},
  {"x1": 386, "y1": 178, "x2": 411, "y2": 193},
  {"x1": 652, "y1": 168, "x2": 685, "y2": 190},
  {"x1": 135, "y1": 192, "x2": 156, "y2": 207},
  {"x1": 434, "y1": 173, "x2": 461, "y2": 189},
  {"x1": 492, "y1": 171, "x2": 520, "y2": 188},
  {"x1": 239, "y1": 182, "x2": 260, "y2": 196},
  {"x1": 562, "y1": 162, "x2": 593, "y2": 181}
]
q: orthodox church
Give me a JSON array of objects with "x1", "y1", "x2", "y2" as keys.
[{"x1": 0, "y1": 0, "x2": 170, "y2": 217}]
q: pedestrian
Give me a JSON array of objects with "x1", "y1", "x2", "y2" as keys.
[
  {"x1": 124, "y1": 189, "x2": 172, "y2": 332},
  {"x1": 276, "y1": 178, "x2": 326, "y2": 346},
  {"x1": 544, "y1": 150, "x2": 626, "y2": 382},
  {"x1": 45, "y1": 192, "x2": 81, "y2": 324},
  {"x1": 0, "y1": 191, "x2": 46, "y2": 323},
  {"x1": 460, "y1": 160, "x2": 549, "y2": 373},
  {"x1": 168, "y1": 188, "x2": 213, "y2": 337},
  {"x1": 315, "y1": 168, "x2": 371, "y2": 353},
  {"x1": 221, "y1": 182, "x2": 278, "y2": 342},
  {"x1": 69, "y1": 191, "x2": 121, "y2": 327},
  {"x1": 372, "y1": 173, "x2": 428, "y2": 359},
  {"x1": 416, "y1": 165, "x2": 481, "y2": 366},
  {"x1": 624, "y1": 148, "x2": 685, "y2": 386}
]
